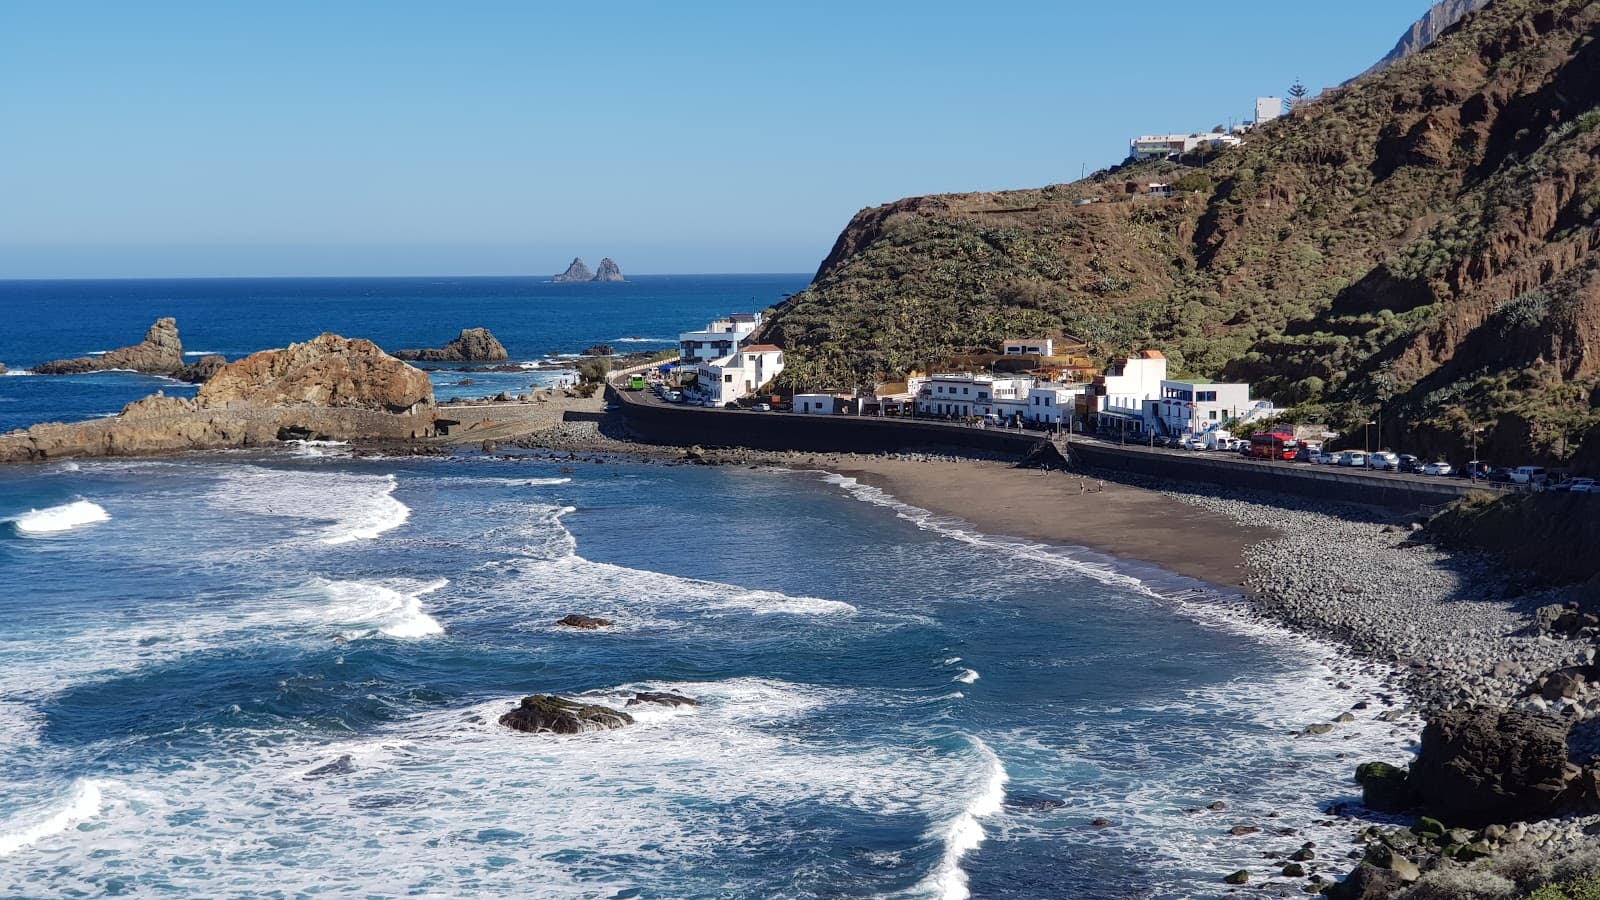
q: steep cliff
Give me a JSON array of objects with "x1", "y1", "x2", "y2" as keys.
[
  {"x1": 766, "y1": 0, "x2": 1600, "y2": 463},
  {"x1": 1360, "y1": 0, "x2": 1493, "y2": 78}
]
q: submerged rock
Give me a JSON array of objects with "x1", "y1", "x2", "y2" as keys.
[
  {"x1": 392, "y1": 328, "x2": 510, "y2": 363},
  {"x1": 625, "y1": 691, "x2": 698, "y2": 708},
  {"x1": 304, "y1": 754, "x2": 357, "y2": 778},
  {"x1": 499, "y1": 694, "x2": 633, "y2": 734},
  {"x1": 36, "y1": 317, "x2": 186, "y2": 376},
  {"x1": 557, "y1": 614, "x2": 614, "y2": 630}
]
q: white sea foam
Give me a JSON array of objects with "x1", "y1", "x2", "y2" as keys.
[
  {"x1": 615, "y1": 337, "x2": 671, "y2": 343},
  {"x1": 953, "y1": 669, "x2": 979, "y2": 684},
  {"x1": 10, "y1": 500, "x2": 111, "y2": 534},
  {"x1": 206, "y1": 467, "x2": 410, "y2": 546},
  {"x1": 923, "y1": 737, "x2": 1008, "y2": 900},
  {"x1": 0, "y1": 369, "x2": 32, "y2": 376},
  {"x1": 310, "y1": 578, "x2": 447, "y2": 639},
  {"x1": 182, "y1": 350, "x2": 219, "y2": 356},
  {"x1": 0, "y1": 779, "x2": 103, "y2": 857}
]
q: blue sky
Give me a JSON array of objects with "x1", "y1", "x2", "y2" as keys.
[{"x1": 2, "y1": 1, "x2": 1432, "y2": 278}]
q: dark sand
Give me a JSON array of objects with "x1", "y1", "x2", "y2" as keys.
[{"x1": 830, "y1": 457, "x2": 1269, "y2": 589}]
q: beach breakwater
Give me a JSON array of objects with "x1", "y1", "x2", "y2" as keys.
[{"x1": 608, "y1": 385, "x2": 1478, "y2": 511}]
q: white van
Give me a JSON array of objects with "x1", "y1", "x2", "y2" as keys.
[
  {"x1": 1202, "y1": 430, "x2": 1234, "y2": 451},
  {"x1": 1511, "y1": 466, "x2": 1549, "y2": 485}
]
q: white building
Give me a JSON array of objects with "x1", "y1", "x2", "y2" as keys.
[
  {"x1": 1027, "y1": 383, "x2": 1088, "y2": 426},
  {"x1": 678, "y1": 313, "x2": 762, "y2": 363},
  {"x1": 794, "y1": 393, "x2": 846, "y2": 415},
  {"x1": 1129, "y1": 132, "x2": 1243, "y2": 161},
  {"x1": 1255, "y1": 96, "x2": 1285, "y2": 125},
  {"x1": 1085, "y1": 350, "x2": 1168, "y2": 437},
  {"x1": 686, "y1": 344, "x2": 784, "y2": 406},
  {"x1": 915, "y1": 373, "x2": 1036, "y2": 422},
  {"x1": 1155, "y1": 379, "x2": 1263, "y2": 435},
  {"x1": 1003, "y1": 338, "x2": 1054, "y2": 357}
]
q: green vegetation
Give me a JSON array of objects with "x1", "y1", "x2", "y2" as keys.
[{"x1": 763, "y1": 0, "x2": 1600, "y2": 465}]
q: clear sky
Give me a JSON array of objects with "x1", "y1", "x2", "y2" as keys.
[{"x1": 1, "y1": 1, "x2": 1432, "y2": 279}]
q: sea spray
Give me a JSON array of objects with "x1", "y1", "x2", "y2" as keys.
[
  {"x1": 0, "y1": 780, "x2": 103, "y2": 856},
  {"x1": 10, "y1": 500, "x2": 110, "y2": 534}
]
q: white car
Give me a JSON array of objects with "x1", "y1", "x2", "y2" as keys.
[
  {"x1": 752, "y1": 403, "x2": 771, "y2": 412},
  {"x1": 1312, "y1": 452, "x2": 1337, "y2": 465},
  {"x1": 1338, "y1": 451, "x2": 1368, "y2": 468},
  {"x1": 1510, "y1": 466, "x2": 1549, "y2": 485},
  {"x1": 1368, "y1": 452, "x2": 1400, "y2": 472},
  {"x1": 1422, "y1": 461, "x2": 1454, "y2": 476},
  {"x1": 1181, "y1": 436, "x2": 1207, "y2": 451},
  {"x1": 1556, "y1": 478, "x2": 1595, "y2": 493}
]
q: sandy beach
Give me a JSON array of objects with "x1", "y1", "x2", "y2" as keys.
[{"x1": 829, "y1": 456, "x2": 1266, "y2": 590}]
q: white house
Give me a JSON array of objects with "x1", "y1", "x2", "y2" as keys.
[
  {"x1": 1255, "y1": 96, "x2": 1285, "y2": 125},
  {"x1": 915, "y1": 373, "x2": 1036, "y2": 421},
  {"x1": 686, "y1": 344, "x2": 784, "y2": 406},
  {"x1": 1129, "y1": 132, "x2": 1243, "y2": 161},
  {"x1": 1003, "y1": 338, "x2": 1054, "y2": 357},
  {"x1": 794, "y1": 393, "x2": 845, "y2": 415},
  {"x1": 1156, "y1": 379, "x2": 1272, "y2": 435},
  {"x1": 678, "y1": 313, "x2": 762, "y2": 363},
  {"x1": 1027, "y1": 383, "x2": 1088, "y2": 426},
  {"x1": 1089, "y1": 350, "x2": 1168, "y2": 436}
]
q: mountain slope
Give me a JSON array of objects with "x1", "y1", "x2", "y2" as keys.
[
  {"x1": 766, "y1": 0, "x2": 1600, "y2": 464},
  {"x1": 1360, "y1": 0, "x2": 1494, "y2": 78}
]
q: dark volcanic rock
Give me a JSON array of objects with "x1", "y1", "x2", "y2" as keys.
[
  {"x1": 36, "y1": 318, "x2": 186, "y2": 376},
  {"x1": 1409, "y1": 706, "x2": 1573, "y2": 824},
  {"x1": 392, "y1": 328, "x2": 510, "y2": 362},
  {"x1": 553, "y1": 258, "x2": 595, "y2": 283},
  {"x1": 583, "y1": 344, "x2": 616, "y2": 356},
  {"x1": 593, "y1": 257, "x2": 624, "y2": 282},
  {"x1": 499, "y1": 694, "x2": 633, "y2": 734},
  {"x1": 557, "y1": 614, "x2": 613, "y2": 630},
  {"x1": 625, "y1": 691, "x2": 698, "y2": 708},
  {"x1": 305, "y1": 754, "x2": 357, "y2": 778},
  {"x1": 1355, "y1": 761, "x2": 1416, "y2": 812},
  {"x1": 175, "y1": 354, "x2": 227, "y2": 384}
]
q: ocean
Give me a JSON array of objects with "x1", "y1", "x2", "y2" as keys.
[{"x1": 0, "y1": 278, "x2": 1408, "y2": 897}]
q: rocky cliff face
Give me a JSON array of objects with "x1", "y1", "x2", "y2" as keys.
[
  {"x1": 593, "y1": 257, "x2": 625, "y2": 282},
  {"x1": 1360, "y1": 0, "x2": 1493, "y2": 79},
  {"x1": 392, "y1": 327, "x2": 510, "y2": 362},
  {"x1": 553, "y1": 258, "x2": 595, "y2": 283},
  {"x1": 35, "y1": 318, "x2": 186, "y2": 376},
  {"x1": 767, "y1": 0, "x2": 1600, "y2": 464},
  {"x1": 1, "y1": 333, "x2": 435, "y2": 463}
]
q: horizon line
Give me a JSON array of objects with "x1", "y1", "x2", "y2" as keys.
[{"x1": 0, "y1": 272, "x2": 815, "y2": 283}]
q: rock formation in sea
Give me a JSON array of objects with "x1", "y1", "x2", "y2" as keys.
[
  {"x1": 556, "y1": 614, "x2": 613, "y2": 629},
  {"x1": 499, "y1": 695, "x2": 633, "y2": 734},
  {"x1": 0, "y1": 333, "x2": 436, "y2": 463},
  {"x1": 582, "y1": 344, "x2": 615, "y2": 357},
  {"x1": 625, "y1": 691, "x2": 698, "y2": 708},
  {"x1": 593, "y1": 257, "x2": 625, "y2": 282},
  {"x1": 34, "y1": 318, "x2": 186, "y2": 376},
  {"x1": 0, "y1": 362, "x2": 7, "y2": 374},
  {"x1": 552, "y1": 258, "x2": 595, "y2": 283},
  {"x1": 392, "y1": 327, "x2": 510, "y2": 362},
  {"x1": 175, "y1": 354, "x2": 227, "y2": 384}
]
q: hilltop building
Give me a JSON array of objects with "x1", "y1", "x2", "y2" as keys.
[
  {"x1": 676, "y1": 314, "x2": 782, "y2": 405},
  {"x1": 678, "y1": 313, "x2": 762, "y2": 363}
]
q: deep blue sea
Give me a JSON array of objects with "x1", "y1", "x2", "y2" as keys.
[
  {"x1": 0, "y1": 278, "x2": 1412, "y2": 897},
  {"x1": 0, "y1": 275, "x2": 804, "y2": 432}
]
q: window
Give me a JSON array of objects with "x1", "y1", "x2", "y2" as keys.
[
  {"x1": 724, "y1": 374, "x2": 733, "y2": 383},
  {"x1": 978, "y1": 392, "x2": 988, "y2": 400},
  {"x1": 1209, "y1": 411, "x2": 1218, "y2": 420}
]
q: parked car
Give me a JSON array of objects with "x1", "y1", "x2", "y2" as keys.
[
  {"x1": 1555, "y1": 478, "x2": 1596, "y2": 493},
  {"x1": 1422, "y1": 461, "x2": 1454, "y2": 476},
  {"x1": 1398, "y1": 454, "x2": 1423, "y2": 474},
  {"x1": 1368, "y1": 452, "x2": 1400, "y2": 472},
  {"x1": 1337, "y1": 451, "x2": 1368, "y2": 468},
  {"x1": 1312, "y1": 451, "x2": 1337, "y2": 465},
  {"x1": 752, "y1": 403, "x2": 771, "y2": 412},
  {"x1": 1487, "y1": 467, "x2": 1515, "y2": 484},
  {"x1": 1181, "y1": 436, "x2": 1207, "y2": 451},
  {"x1": 665, "y1": 390, "x2": 684, "y2": 403},
  {"x1": 1510, "y1": 465, "x2": 1550, "y2": 485}
]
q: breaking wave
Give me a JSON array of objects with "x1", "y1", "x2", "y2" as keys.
[
  {"x1": 0, "y1": 779, "x2": 103, "y2": 857},
  {"x1": 10, "y1": 500, "x2": 110, "y2": 534}
]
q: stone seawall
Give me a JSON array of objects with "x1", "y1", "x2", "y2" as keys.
[{"x1": 610, "y1": 384, "x2": 1482, "y2": 510}]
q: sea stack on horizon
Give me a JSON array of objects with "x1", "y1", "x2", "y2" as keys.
[{"x1": 552, "y1": 257, "x2": 624, "y2": 283}]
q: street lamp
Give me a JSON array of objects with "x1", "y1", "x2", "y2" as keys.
[
  {"x1": 1470, "y1": 426, "x2": 1484, "y2": 482},
  {"x1": 1364, "y1": 420, "x2": 1376, "y2": 456}
]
